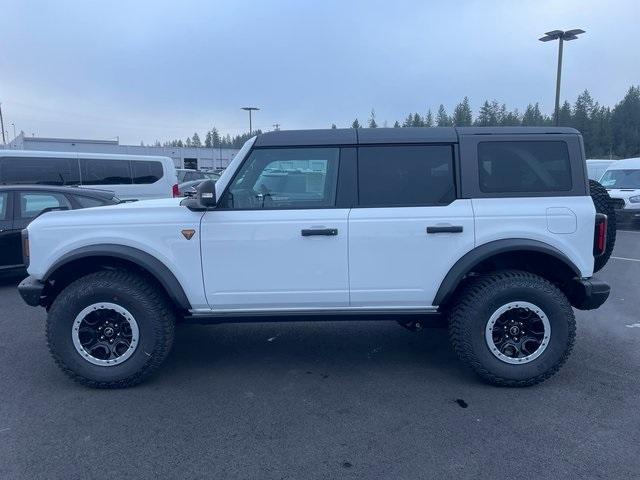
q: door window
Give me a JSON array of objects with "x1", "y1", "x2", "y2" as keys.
[
  {"x1": 0, "y1": 192, "x2": 7, "y2": 220},
  {"x1": 221, "y1": 148, "x2": 340, "y2": 209},
  {"x1": 80, "y1": 158, "x2": 132, "y2": 185},
  {"x1": 357, "y1": 145, "x2": 455, "y2": 207},
  {"x1": 18, "y1": 192, "x2": 71, "y2": 219}
]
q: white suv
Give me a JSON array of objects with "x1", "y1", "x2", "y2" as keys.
[{"x1": 18, "y1": 127, "x2": 611, "y2": 388}]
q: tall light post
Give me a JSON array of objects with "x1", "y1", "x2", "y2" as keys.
[
  {"x1": 241, "y1": 106, "x2": 259, "y2": 135},
  {"x1": 10, "y1": 122, "x2": 16, "y2": 139},
  {"x1": 539, "y1": 29, "x2": 585, "y2": 126}
]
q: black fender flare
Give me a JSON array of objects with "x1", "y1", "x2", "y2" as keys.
[
  {"x1": 44, "y1": 244, "x2": 191, "y2": 311},
  {"x1": 433, "y1": 239, "x2": 582, "y2": 306}
]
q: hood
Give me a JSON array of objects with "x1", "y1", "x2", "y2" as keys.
[
  {"x1": 28, "y1": 197, "x2": 194, "y2": 230},
  {"x1": 606, "y1": 189, "x2": 640, "y2": 200}
]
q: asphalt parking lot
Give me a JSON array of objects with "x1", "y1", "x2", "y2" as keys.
[{"x1": 1, "y1": 232, "x2": 639, "y2": 479}]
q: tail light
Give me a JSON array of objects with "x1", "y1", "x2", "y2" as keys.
[
  {"x1": 593, "y1": 213, "x2": 607, "y2": 257},
  {"x1": 22, "y1": 229, "x2": 30, "y2": 268},
  {"x1": 172, "y1": 184, "x2": 180, "y2": 197}
]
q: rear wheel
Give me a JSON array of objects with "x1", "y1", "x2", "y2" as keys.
[
  {"x1": 448, "y1": 270, "x2": 575, "y2": 387},
  {"x1": 589, "y1": 179, "x2": 616, "y2": 272},
  {"x1": 47, "y1": 270, "x2": 176, "y2": 388}
]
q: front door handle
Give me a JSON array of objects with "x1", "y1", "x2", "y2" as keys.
[
  {"x1": 301, "y1": 228, "x2": 338, "y2": 236},
  {"x1": 426, "y1": 225, "x2": 463, "y2": 234}
]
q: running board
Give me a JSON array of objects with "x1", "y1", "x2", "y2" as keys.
[{"x1": 182, "y1": 307, "x2": 440, "y2": 324}]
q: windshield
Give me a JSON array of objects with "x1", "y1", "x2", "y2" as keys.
[{"x1": 600, "y1": 169, "x2": 640, "y2": 189}]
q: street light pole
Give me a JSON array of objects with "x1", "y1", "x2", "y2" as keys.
[
  {"x1": 10, "y1": 122, "x2": 16, "y2": 139},
  {"x1": 539, "y1": 29, "x2": 585, "y2": 126},
  {"x1": 241, "y1": 106, "x2": 260, "y2": 135}
]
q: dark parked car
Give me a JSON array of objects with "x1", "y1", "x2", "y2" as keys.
[{"x1": 0, "y1": 185, "x2": 119, "y2": 273}]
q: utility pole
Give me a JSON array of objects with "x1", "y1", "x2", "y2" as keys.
[
  {"x1": 241, "y1": 106, "x2": 260, "y2": 135},
  {"x1": 539, "y1": 29, "x2": 585, "y2": 126},
  {"x1": 0, "y1": 103, "x2": 5, "y2": 144}
]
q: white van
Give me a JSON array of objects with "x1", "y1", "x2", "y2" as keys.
[
  {"x1": 600, "y1": 157, "x2": 640, "y2": 223},
  {"x1": 0, "y1": 150, "x2": 179, "y2": 200}
]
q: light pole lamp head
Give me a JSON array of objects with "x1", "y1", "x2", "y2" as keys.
[{"x1": 539, "y1": 29, "x2": 585, "y2": 42}]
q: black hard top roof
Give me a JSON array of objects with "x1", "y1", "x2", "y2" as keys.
[
  {"x1": 254, "y1": 126, "x2": 580, "y2": 147},
  {"x1": 0, "y1": 184, "x2": 116, "y2": 199}
]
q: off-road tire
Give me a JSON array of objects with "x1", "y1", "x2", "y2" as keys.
[
  {"x1": 46, "y1": 270, "x2": 176, "y2": 388},
  {"x1": 448, "y1": 270, "x2": 575, "y2": 387},
  {"x1": 589, "y1": 179, "x2": 616, "y2": 272}
]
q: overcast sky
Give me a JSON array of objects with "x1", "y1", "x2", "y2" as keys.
[{"x1": 1, "y1": 0, "x2": 639, "y2": 144}]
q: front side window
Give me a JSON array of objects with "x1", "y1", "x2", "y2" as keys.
[
  {"x1": 132, "y1": 161, "x2": 163, "y2": 184},
  {"x1": 18, "y1": 192, "x2": 71, "y2": 219},
  {"x1": 221, "y1": 148, "x2": 340, "y2": 209},
  {"x1": 80, "y1": 158, "x2": 132, "y2": 185},
  {"x1": 600, "y1": 169, "x2": 640, "y2": 189},
  {"x1": 0, "y1": 157, "x2": 80, "y2": 185},
  {"x1": 358, "y1": 145, "x2": 455, "y2": 207},
  {"x1": 478, "y1": 141, "x2": 572, "y2": 193}
]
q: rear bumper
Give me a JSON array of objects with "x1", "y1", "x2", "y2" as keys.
[
  {"x1": 569, "y1": 277, "x2": 610, "y2": 310},
  {"x1": 18, "y1": 275, "x2": 45, "y2": 307}
]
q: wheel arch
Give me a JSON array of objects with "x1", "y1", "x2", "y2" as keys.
[
  {"x1": 434, "y1": 239, "x2": 582, "y2": 308},
  {"x1": 42, "y1": 244, "x2": 191, "y2": 311}
]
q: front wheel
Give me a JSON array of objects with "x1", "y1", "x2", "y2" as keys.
[
  {"x1": 47, "y1": 270, "x2": 176, "y2": 388},
  {"x1": 448, "y1": 270, "x2": 575, "y2": 387}
]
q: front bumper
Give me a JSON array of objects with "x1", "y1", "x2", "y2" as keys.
[
  {"x1": 615, "y1": 208, "x2": 640, "y2": 223},
  {"x1": 569, "y1": 277, "x2": 610, "y2": 310},
  {"x1": 18, "y1": 276, "x2": 45, "y2": 307}
]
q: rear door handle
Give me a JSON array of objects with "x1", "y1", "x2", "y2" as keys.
[
  {"x1": 301, "y1": 228, "x2": 338, "y2": 236},
  {"x1": 426, "y1": 225, "x2": 463, "y2": 234}
]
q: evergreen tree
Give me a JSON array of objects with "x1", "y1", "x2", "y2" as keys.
[
  {"x1": 393, "y1": 120, "x2": 401, "y2": 128},
  {"x1": 204, "y1": 131, "x2": 213, "y2": 147},
  {"x1": 411, "y1": 113, "x2": 424, "y2": 127},
  {"x1": 185, "y1": 137, "x2": 192, "y2": 147},
  {"x1": 191, "y1": 132, "x2": 201, "y2": 147},
  {"x1": 436, "y1": 105, "x2": 452, "y2": 126},
  {"x1": 557, "y1": 101, "x2": 572, "y2": 126},
  {"x1": 351, "y1": 119, "x2": 361, "y2": 129},
  {"x1": 368, "y1": 109, "x2": 378, "y2": 128},
  {"x1": 611, "y1": 85, "x2": 640, "y2": 158},
  {"x1": 424, "y1": 109, "x2": 434, "y2": 127},
  {"x1": 402, "y1": 114, "x2": 413, "y2": 127},
  {"x1": 331, "y1": 123, "x2": 337, "y2": 129},
  {"x1": 521, "y1": 103, "x2": 545, "y2": 126},
  {"x1": 211, "y1": 127, "x2": 221, "y2": 146},
  {"x1": 453, "y1": 97, "x2": 473, "y2": 126}
]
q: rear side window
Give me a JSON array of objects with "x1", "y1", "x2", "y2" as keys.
[
  {"x1": 132, "y1": 161, "x2": 163, "y2": 184},
  {"x1": 80, "y1": 158, "x2": 132, "y2": 185},
  {"x1": 0, "y1": 157, "x2": 80, "y2": 186},
  {"x1": 357, "y1": 145, "x2": 455, "y2": 207},
  {"x1": 0, "y1": 192, "x2": 7, "y2": 220},
  {"x1": 478, "y1": 141, "x2": 572, "y2": 193},
  {"x1": 74, "y1": 195, "x2": 109, "y2": 208}
]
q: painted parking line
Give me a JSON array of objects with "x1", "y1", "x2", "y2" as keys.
[{"x1": 611, "y1": 256, "x2": 640, "y2": 262}]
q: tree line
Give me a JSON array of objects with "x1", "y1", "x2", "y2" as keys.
[
  {"x1": 149, "y1": 129, "x2": 262, "y2": 149},
  {"x1": 151, "y1": 86, "x2": 639, "y2": 159},
  {"x1": 344, "y1": 86, "x2": 639, "y2": 159}
]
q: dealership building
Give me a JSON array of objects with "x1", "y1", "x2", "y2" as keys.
[{"x1": 2, "y1": 133, "x2": 240, "y2": 170}]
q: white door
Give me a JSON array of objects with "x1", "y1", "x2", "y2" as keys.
[
  {"x1": 348, "y1": 144, "x2": 475, "y2": 308},
  {"x1": 200, "y1": 146, "x2": 349, "y2": 310}
]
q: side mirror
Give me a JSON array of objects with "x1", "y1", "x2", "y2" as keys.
[{"x1": 197, "y1": 179, "x2": 217, "y2": 208}]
